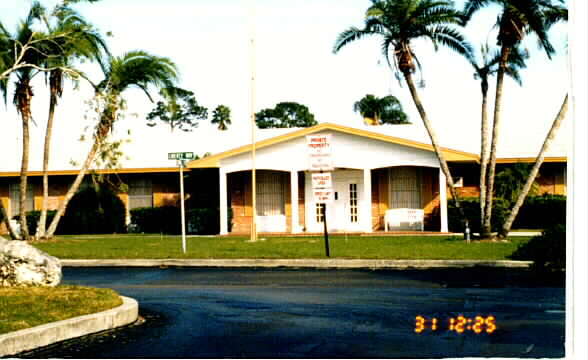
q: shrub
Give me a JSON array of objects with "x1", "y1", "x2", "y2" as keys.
[
  {"x1": 130, "y1": 206, "x2": 221, "y2": 235},
  {"x1": 513, "y1": 194, "x2": 566, "y2": 229},
  {"x1": 509, "y1": 224, "x2": 565, "y2": 271},
  {"x1": 59, "y1": 186, "x2": 126, "y2": 234},
  {"x1": 13, "y1": 210, "x2": 58, "y2": 235},
  {"x1": 130, "y1": 206, "x2": 181, "y2": 234},
  {"x1": 448, "y1": 197, "x2": 509, "y2": 233}
]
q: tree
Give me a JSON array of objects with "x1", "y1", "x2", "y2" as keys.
[
  {"x1": 494, "y1": 163, "x2": 538, "y2": 206},
  {"x1": 36, "y1": 3, "x2": 110, "y2": 239},
  {"x1": 45, "y1": 50, "x2": 178, "y2": 238},
  {"x1": 255, "y1": 102, "x2": 317, "y2": 129},
  {"x1": 468, "y1": 43, "x2": 528, "y2": 231},
  {"x1": 146, "y1": 86, "x2": 207, "y2": 132},
  {"x1": 463, "y1": 0, "x2": 559, "y2": 238},
  {"x1": 334, "y1": 0, "x2": 473, "y2": 224},
  {"x1": 211, "y1": 104, "x2": 231, "y2": 130},
  {"x1": 353, "y1": 94, "x2": 409, "y2": 125}
]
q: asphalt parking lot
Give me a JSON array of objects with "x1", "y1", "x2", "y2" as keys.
[{"x1": 19, "y1": 267, "x2": 565, "y2": 358}]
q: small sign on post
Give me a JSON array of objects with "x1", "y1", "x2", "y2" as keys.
[
  {"x1": 168, "y1": 152, "x2": 194, "y2": 254},
  {"x1": 311, "y1": 172, "x2": 332, "y2": 189}
]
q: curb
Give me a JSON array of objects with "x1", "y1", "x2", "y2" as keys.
[
  {"x1": 0, "y1": 296, "x2": 138, "y2": 358},
  {"x1": 60, "y1": 259, "x2": 533, "y2": 269}
]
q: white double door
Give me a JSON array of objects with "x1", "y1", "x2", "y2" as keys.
[{"x1": 307, "y1": 170, "x2": 363, "y2": 232}]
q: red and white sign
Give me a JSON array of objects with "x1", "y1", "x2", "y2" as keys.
[
  {"x1": 313, "y1": 189, "x2": 334, "y2": 203},
  {"x1": 311, "y1": 172, "x2": 332, "y2": 189},
  {"x1": 306, "y1": 134, "x2": 333, "y2": 171}
]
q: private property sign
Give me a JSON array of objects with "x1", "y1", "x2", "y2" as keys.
[{"x1": 306, "y1": 134, "x2": 333, "y2": 171}]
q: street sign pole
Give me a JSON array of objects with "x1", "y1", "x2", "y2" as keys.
[
  {"x1": 323, "y1": 203, "x2": 330, "y2": 257},
  {"x1": 179, "y1": 160, "x2": 186, "y2": 254}
]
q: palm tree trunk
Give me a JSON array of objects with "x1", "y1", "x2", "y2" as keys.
[
  {"x1": 403, "y1": 72, "x2": 464, "y2": 218},
  {"x1": 45, "y1": 136, "x2": 100, "y2": 238},
  {"x1": 1, "y1": 201, "x2": 19, "y2": 239},
  {"x1": 45, "y1": 112, "x2": 114, "y2": 238},
  {"x1": 479, "y1": 83, "x2": 490, "y2": 234},
  {"x1": 37, "y1": 84, "x2": 58, "y2": 239},
  {"x1": 18, "y1": 101, "x2": 31, "y2": 240},
  {"x1": 498, "y1": 94, "x2": 568, "y2": 239},
  {"x1": 482, "y1": 46, "x2": 511, "y2": 238}
]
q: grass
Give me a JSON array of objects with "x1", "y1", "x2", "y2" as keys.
[
  {"x1": 0, "y1": 286, "x2": 122, "y2": 335},
  {"x1": 32, "y1": 234, "x2": 532, "y2": 260}
]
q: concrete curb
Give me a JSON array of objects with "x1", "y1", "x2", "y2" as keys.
[
  {"x1": 0, "y1": 296, "x2": 138, "y2": 358},
  {"x1": 60, "y1": 259, "x2": 533, "y2": 269}
]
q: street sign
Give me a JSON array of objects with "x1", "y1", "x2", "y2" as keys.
[
  {"x1": 311, "y1": 172, "x2": 332, "y2": 189},
  {"x1": 307, "y1": 134, "x2": 333, "y2": 171},
  {"x1": 313, "y1": 188, "x2": 334, "y2": 203},
  {"x1": 168, "y1": 152, "x2": 195, "y2": 161}
]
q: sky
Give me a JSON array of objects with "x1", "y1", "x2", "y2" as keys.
[{"x1": 0, "y1": 0, "x2": 574, "y2": 169}]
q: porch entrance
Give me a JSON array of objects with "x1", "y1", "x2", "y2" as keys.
[{"x1": 306, "y1": 170, "x2": 363, "y2": 233}]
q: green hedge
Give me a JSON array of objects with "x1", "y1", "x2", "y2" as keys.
[
  {"x1": 130, "y1": 206, "x2": 220, "y2": 235},
  {"x1": 448, "y1": 197, "x2": 509, "y2": 233},
  {"x1": 12, "y1": 210, "x2": 58, "y2": 235},
  {"x1": 509, "y1": 224, "x2": 565, "y2": 271},
  {"x1": 59, "y1": 186, "x2": 126, "y2": 234},
  {"x1": 449, "y1": 195, "x2": 566, "y2": 233}
]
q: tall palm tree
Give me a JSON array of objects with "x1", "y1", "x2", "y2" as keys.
[
  {"x1": 9, "y1": 2, "x2": 48, "y2": 239},
  {"x1": 463, "y1": 0, "x2": 558, "y2": 238},
  {"x1": 211, "y1": 104, "x2": 231, "y2": 130},
  {"x1": 497, "y1": 0, "x2": 567, "y2": 239},
  {"x1": 35, "y1": 4, "x2": 110, "y2": 239},
  {"x1": 45, "y1": 51, "x2": 178, "y2": 237},
  {"x1": 334, "y1": 0, "x2": 473, "y2": 222},
  {"x1": 468, "y1": 43, "x2": 527, "y2": 233},
  {"x1": 353, "y1": 94, "x2": 409, "y2": 125}
]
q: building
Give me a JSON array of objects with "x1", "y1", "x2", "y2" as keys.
[{"x1": 0, "y1": 122, "x2": 567, "y2": 235}]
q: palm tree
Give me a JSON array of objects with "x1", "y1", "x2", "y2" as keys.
[
  {"x1": 463, "y1": 0, "x2": 558, "y2": 238},
  {"x1": 36, "y1": 4, "x2": 110, "y2": 239},
  {"x1": 468, "y1": 43, "x2": 527, "y2": 234},
  {"x1": 45, "y1": 51, "x2": 178, "y2": 237},
  {"x1": 497, "y1": 1, "x2": 567, "y2": 239},
  {"x1": 334, "y1": 0, "x2": 473, "y2": 222},
  {"x1": 353, "y1": 94, "x2": 409, "y2": 125},
  {"x1": 9, "y1": 2, "x2": 48, "y2": 240},
  {"x1": 211, "y1": 104, "x2": 231, "y2": 130}
]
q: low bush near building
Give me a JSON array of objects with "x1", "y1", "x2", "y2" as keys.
[
  {"x1": 130, "y1": 206, "x2": 220, "y2": 234},
  {"x1": 448, "y1": 195, "x2": 566, "y2": 233},
  {"x1": 59, "y1": 186, "x2": 126, "y2": 234},
  {"x1": 509, "y1": 224, "x2": 565, "y2": 271},
  {"x1": 12, "y1": 210, "x2": 58, "y2": 235},
  {"x1": 448, "y1": 197, "x2": 509, "y2": 233}
]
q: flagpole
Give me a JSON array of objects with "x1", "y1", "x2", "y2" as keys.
[{"x1": 249, "y1": 1, "x2": 258, "y2": 242}]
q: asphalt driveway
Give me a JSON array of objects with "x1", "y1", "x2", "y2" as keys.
[{"x1": 19, "y1": 267, "x2": 565, "y2": 358}]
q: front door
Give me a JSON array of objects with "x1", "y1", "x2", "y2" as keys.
[{"x1": 307, "y1": 170, "x2": 363, "y2": 232}]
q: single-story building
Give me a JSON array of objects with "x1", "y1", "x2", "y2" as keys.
[{"x1": 0, "y1": 122, "x2": 567, "y2": 235}]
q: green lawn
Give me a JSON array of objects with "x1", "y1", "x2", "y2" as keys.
[
  {"x1": 0, "y1": 286, "x2": 122, "y2": 335},
  {"x1": 33, "y1": 234, "x2": 531, "y2": 260}
]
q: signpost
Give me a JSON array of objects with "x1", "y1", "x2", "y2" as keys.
[
  {"x1": 168, "y1": 152, "x2": 194, "y2": 253},
  {"x1": 307, "y1": 134, "x2": 333, "y2": 257}
]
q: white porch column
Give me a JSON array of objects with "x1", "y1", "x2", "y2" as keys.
[
  {"x1": 439, "y1": 168, "x2": 448, "y2": 232},
  {"x1": 290, "y1": 170, "x2": 300, "y2": 233},
  {"x1": 219, "y1": 168, "x2": 228, "y2": 235},
  {"x1": 363, "y1": 168, "x2": 373, "y2": 233}
]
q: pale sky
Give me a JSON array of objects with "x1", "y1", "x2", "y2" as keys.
[{"x1": 0, "y1": 0, "x2": 573, "y2": 171}]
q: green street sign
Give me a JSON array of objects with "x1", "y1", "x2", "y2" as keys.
[{"x1": 168, "y1": 152, "x2": 195, "y2": 160}]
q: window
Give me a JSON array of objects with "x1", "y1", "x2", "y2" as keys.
[
  {"x1": 129, "y1": 178, "x2": 153, "y2": 209},
  {"x1": 349, "y1": 183, "x2": 358, "y2": 223},
  {"x1": 256, "y1": 171, "x2": 286, "y2": 216},
  {"x1": 316, "y1": 203, "x2": 325, "y2": 223},
  {"x1": 9, "y1": 182, "x2": 34, "y2": 217},
  {"x1": 389, "y1": 167, "x2": 422, "y2": 209}
]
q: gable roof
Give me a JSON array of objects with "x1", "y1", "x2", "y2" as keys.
[{"x1": 187, "y1": 122, "x2": 480, "y2": 168}]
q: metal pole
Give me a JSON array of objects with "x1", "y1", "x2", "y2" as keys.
[
  {"x1": 249, "y1": 2, "x2": 258, "y2": 242},
  {"x1": 323, "y1": 204, "x2": 330, "y2": 257},
  {"x1": 180, "y1": 161, "x2": 186, "y2": 253}
]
